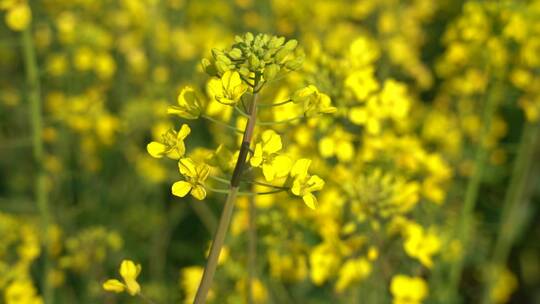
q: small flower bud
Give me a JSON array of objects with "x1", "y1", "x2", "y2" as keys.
[
  {"x1": 229, "y1": 48, "x2": 243, "y2": 60},
  {"x1": 283, "y1": 39, "x2": 298, "y2": 51},
  {"x1": 264, "y1": 64, "x2": 280, "y2": 81}
]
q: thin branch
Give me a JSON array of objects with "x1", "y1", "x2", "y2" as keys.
[
  {"x1": 257, "y1": 99, "x2": 293, "y2": 108},
  {"x1": 201, "y1": 114, "x2": 243, "y2": 133},
  {"x1": 257, "y1": 116, "x2": 303, "y2": 126}
]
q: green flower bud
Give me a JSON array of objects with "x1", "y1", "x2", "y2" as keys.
[
  {"x1": 239, "y1": 66, "x2": 250, "y2": 77},
  {"x1": 245, "y1": 32, "x2": 254, "y2": 43},
  {"x1": 211, "y1": 48, "x2": 224, "y2": 58},
  {"x1": 274, "y1": 48, "x2": 290, "y2": 62},
  {"x1": 216, "y1": 54, "x2": 232, "y2": 65},
  {"x1": 269, "y1": 36, "x2": 285, "y2": 49},
  {"x1": 283, "y1": 39, "x2": 298, "y2": 51},
  {"x1": 215, "y1": 61, "x2": 231, "y2": 74},
  {"x1": 201, "y1": 58, "x2": 217, "y2": 76},
  {"x1": 248, "y1": 54, "x2": 260, "y2": 70},
  {"x1": 285, "y1": 56, "x2": 304, "y2": 70},
  {"x1": 264, "y1": 64, "x2": 280, "y2": 81},
  {"x1": 229, "y1": 48, "x2": 243, "y2": 60}
]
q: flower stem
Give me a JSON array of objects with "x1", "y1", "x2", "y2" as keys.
[
  {"x1": 257, "y1": 99, "x2": 292, "y2": 108},
  {"x1": 257, "y1": 116, "x2": 303, "y2": 126},
  {"x1": 194, "y1": 83, "x2": 259, "y2": 304},
  {"x1": 247, "y1": 193, "x2": 256, "y2": 304},
  {"x1": 201, "y1": 114, "x2": 243, "y2": 133},
  {"x1": 480, "y1": 120, "x2": 540, "y2": 304},
  {"x1": 139, "y1": 292, "x2": 158, "y2": 304},
  {"x1": 22, "y1": 25, "x2": 53, "y2": 304},
  {"x1": 448, "y1": 75, "x2": 499, "y2": 299}
]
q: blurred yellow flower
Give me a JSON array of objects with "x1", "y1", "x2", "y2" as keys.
[
  {"x1": 5, "y1": 3, "x2": 31, "y2": 31},
  {"x1": 390, "y1": 274, "x2": 428, "y2": 304}
]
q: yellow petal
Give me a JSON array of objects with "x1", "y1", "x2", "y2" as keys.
[
  {"x1": 250, "y1": 144, "x2": 263, "y2": 167},
  {"x1": 191, "y1": 185, "x2": 207, "y2": 200},
  {"x1": 177, "y1": 124, "x2": 191, "y2": 140},
  {"x1": 103, "y1": 279, "x2": 125, "y2": 293},
  {"x1": 262, "y1": 163, "x2": 276, "y2": 181},
  {"x1": 170, "y1": 142, "x2": 184, "y2": 159},
  {"x1": 178, "y1": 86, "x2": 195, "y2": 107},
  {"x1": 302, "y1": 193, "x2": 317, "y2": 209},
  {"x1": 320, "y1": 94, "x2": 337, "y2": 113},
  {"x1": 172, "y1": 181, "x2": 192, "y2": 197},
  {"x1": 178, "y1": 158, "x2": 196, "y2": 176},
  {"x1": 197, "y1": 163, "x2": 210, "y2": 181},
  {"x1": 307, "y1": 175, "x2": 325, "y2": 192},
  {"x1": 146, "y1": 142, "x2": 167, "y2": 158},
  {"x1": 208, "y1": 78, "x2": 224, "y2": 98},
  {"x1": 291, "y1": 179, "x2": 302, "y2": 196},
  {"x1": 272, "y1": 155, "x2": 292, "y2": 177},
  {"x1": 124, "y1": 279, "x2": 141, "y2": 296},
  {"x1": 222, "y1": 70, "x2": 241, "y2": 92},
  {"x1": 291, "y1": 159, "x2": 311, "y2": 177},
  {"x1": 262, "y1": 130, "x2": 282, "y2": 154},
  {"x1": 119, "y1": 260, "x2": 140, "y2": 281}
]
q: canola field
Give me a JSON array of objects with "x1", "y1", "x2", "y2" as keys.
[{"x1": 1, "y1": 0, "x2": 540, "y2": 303}]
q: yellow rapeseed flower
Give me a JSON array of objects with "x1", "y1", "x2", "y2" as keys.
[
  {"x1": 147, "y1": 124, "x2": 191, "y2": 159},
  {"x1": 168, "y1": 86, "x2": 203, "y2": 119},
  {"x1": 172, "y1": 157, "x2": 210, "y2": 200},
  {"x1": 5, "y1": 3, "x2": 31, "y2": 31},
  {"x1": 290, "y1": 159, "x2": 325, "y2": 209},
  {"x1": 208, "y1": 70, "x2": 248, "y2": 105},
  {"x1": 390, "y1": 274, "x2": 428, "y2": 304},
  {"x1": 250, "y1": 130, "x2": 291, "y2": 181},
  {"x1": 103, "y1": 259, "x2": 142, "y2": 296}
]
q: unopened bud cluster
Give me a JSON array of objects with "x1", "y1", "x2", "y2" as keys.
[{"x1": 202, "y1": 33, "x2": 304, "y2": 82}]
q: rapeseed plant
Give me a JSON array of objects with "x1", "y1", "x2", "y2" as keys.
[{"x1": 1, "y1": 1, "x2": 539, "y2": 303}]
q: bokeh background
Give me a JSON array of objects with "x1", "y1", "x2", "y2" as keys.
[{"x1": 1, "y1": 0, "x2": 540, "y2": 303}]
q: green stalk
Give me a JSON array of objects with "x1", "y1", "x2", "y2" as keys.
[
  {"x1": 448, "y1": 77, "x2": 499, "y2": 300},
  {"x1": 22, "y1": 27, "x2": 53, "y2": 302},
  {"x1": 247, "y1": 193, "x2": 257, "y2": 304},
  {"x1": 194, "y1": 88, "x2": 259, "y2": 304},
  {"x1": 480, "y1": 121, "x2": 540, "y2": 304}
]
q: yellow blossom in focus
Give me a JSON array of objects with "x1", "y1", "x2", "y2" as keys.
[
  {"x1": 168, "y1": 86, "x2": 203, "y2": 119},
  {"x1": 103, "y1": 259, "x2": 142, "y2": 296},
  {"x1": 208, "y1": 70, "x2": 248, "y2": 105},
  {"x1": 250, "y1": 130, "x2": 291, "y2": 181},
  {"x1": 172, "y1": 158, "x2": 210, "y2": 200},
  {"x1": 290, "y1": 158, "x2": 325, "y2": 209},
  {"x1": 292, "y1": 85, "x2": 336, "y2": 117},
  {"x1": 147, "y1": 124, "x2": 191, "y2": 159}
]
